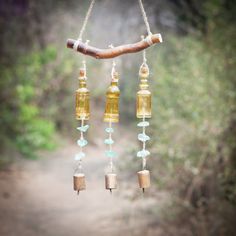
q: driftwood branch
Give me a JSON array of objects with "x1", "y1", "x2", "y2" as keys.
[{"x1": 66, "y1": 33, "x2": 162, "y2": 59}]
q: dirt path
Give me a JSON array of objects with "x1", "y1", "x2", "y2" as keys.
[{"x1": 0, "y1": 125, "x2": 162, "y2": 236}]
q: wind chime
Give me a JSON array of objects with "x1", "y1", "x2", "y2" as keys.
[
  {"x1": 103, "y1": 59, "x2": 120, "y2": 193},
  {"x1": 67, "y1": 0, "x2": 162, "y2": 194}
]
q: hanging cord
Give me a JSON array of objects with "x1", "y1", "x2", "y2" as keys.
[
  {"x1": 139, "y1": 36, "x2": 150, "y2": 83},
  {"x1": 142, "y1": 115, "x2": 147, "y2": 170},
  {"x1": 111, "y1": 60, "x2": 116, "y2": 80},
  {"x1": 73, "y1": 1, "x2": 95, "y2": 51},
  {"x1": 78, "y1": 0, "x2": 96, "y2": 41},
  {"x1": 140, "y1": 35, "x2": 148, "y2": 65},
  {"x1": 138, "y1": 0, "x2": 152, "y2": 36},
  {"x1": 143, "y1": 48, "x2": 147, "y2": 65},
  {"x1": 81, "y1": 40, "x2": 90, "y2": 75},
  {"x1": 76, "y1": 118, "x2": 85, "y2": 172},
  {"x1": 80, "y1": 118, "x2": 85, "y2": 148},
  {"x1": 109, "y1": 120, "x2": 114, "y2": 172},
  {"x1": 79, "y1": 0, "x2": 151, "y2": 40},
  {"x1": 109, "y1": 44, "x2": 117, "y2": 80},
  {"x1": 108, "y1": 54, "x2": 116, "y2": 173},
  {"x1": 82, "y1": 60, "x2": 87, "y2": 77}
]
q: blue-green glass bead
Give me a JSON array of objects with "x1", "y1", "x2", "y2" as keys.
[
  {"x1": 104, "y1": 138, "x2": 114, "y2": 145},
  {"x1": 77, "y1": 139, "x2": 88, "y2": 147},
  {"x1": 77, "y1": 125, "x2": 89, "y2": 132},
  {"x1": 138, "y1": 133, "x2": 150, "y2": 142},
  {"x1": 137, "y1": 150, "x2": 150, "y2": 158},
  {"x1": 105, "y1": 127, "x2": 114, "y2": 133},
  {"x1": 74, "y1": 152, "x2": 85, "y2": 160},
  {"x1": 137, "y1": 121, "x2": 150, "y2": 127},
  {"x1": 105, "y1": 150, "x2": 117, "y2": 158}
]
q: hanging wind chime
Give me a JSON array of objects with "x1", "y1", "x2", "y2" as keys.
[
  {"x1": 137, "y1": 52, "x2": 152, "y2": 193},
  {"x1": 73, "y1": 59, "x2": 90, "y2": 194},
  {"x1": 104, "y1": 59, "x2": 120, "y2": 193},
  {"x1": 67, "y1": 0, "x2": 162, "y2": 194}
]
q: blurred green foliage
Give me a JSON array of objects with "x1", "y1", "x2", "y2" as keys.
[
  {"x1": 150, "y1": 35, "x2": 226, "y2": 171},
  {"x1": 0, "y1": 47, "x2": 57, "y2": 159}
]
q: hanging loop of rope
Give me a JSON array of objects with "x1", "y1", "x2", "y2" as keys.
[
  {"x1": 109, "y1": 120, "x2": 114, "y2": 173},
  {"x1": 139, "y1": 35, "x2": 150, "y2": 76},
  {"x1": 109, "y1": 44, "x2": 117, "y2": 79},
  {"x1": 111, "y1": 61, "x2": 116, "y2": 79},
  {"x1": 81, "y1": 40, "x2": 90, "y2": 75},
  {"x1": 68, "y1": 0, "x2": 162, "y2": 59},
  {"x1": 138, "y1": 0, "x2": 152, "y2": 36},
  {"x1": 141, "y1": 35, "x2": 147, "y2": 65},
  {"x1": 78, "y1": 0, "x2": 152, "y2": 40},
  {"x1": 77, "y1": 0, "x2": 96, "y2": 41}
]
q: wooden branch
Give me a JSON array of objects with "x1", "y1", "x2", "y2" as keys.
[{"x1": 66, "y1": 33, "x2": 162, "y2": 59}]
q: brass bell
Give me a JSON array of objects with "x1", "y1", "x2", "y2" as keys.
[
  {"x1": 105, "y1": 173, "x2": 117, "y2": 193},
  {"x1": 73, "y1": 173, "x2": 86, "y2": 193},
  {"x1": 136, "y1": 64, "x2": 152, "y2": 118},
  {"x1": 104, "y1": 71, "x2": 120, "y2": 123},
  {"x1": 75, "y1": 68, "x2": 90, "y2": 120},
  {"x1": 137, "y1": 169, "x2": 150, "y2": 192}
]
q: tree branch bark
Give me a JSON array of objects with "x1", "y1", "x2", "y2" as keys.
[{"x1": 66, "y1": 33, "x2": 162, "y2": 59}]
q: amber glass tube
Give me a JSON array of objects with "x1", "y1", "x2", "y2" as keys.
[
  {"x1": 75, "y1": 68, "x2": 90, "y2": 120},
  {"x1": 104, "y1": 72, "x2": 120, "y2": 123},
  {"x1": 136, "y1": 64, "x2": 152, "y2": 118}
]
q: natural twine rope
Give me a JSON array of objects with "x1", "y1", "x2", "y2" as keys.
[
  {"x1": 138, "y1": 0, "x2": 152, "y2": 36},
  {"x1": 77, "y1": 0, "x2": 96, "y2": 41}
]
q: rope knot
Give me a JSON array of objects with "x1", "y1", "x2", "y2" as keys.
[{"x1": 144, "y1": 34, "x2": 154, "y2": 46}]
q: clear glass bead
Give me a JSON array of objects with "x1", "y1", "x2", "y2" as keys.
[
  {"x1": 77, "y1": 139, "x2": 88, "y2": 147},
  {"x1": 74, "y1": 152, "x2": 86, "y2": 160},
  {"x1": 138, "y1": 133, "x2": 150, "y2": 142},
  {"x1": 137, "y1": 150, "x2": 150, "y2": 158},
  {"x1": 137, "y1": 121, "x2": 150, "y2": 127},
  {"x1": 105, "y1": 150, "x2": 117, "y2": 158},
  {"x1": 77, "y1": 125, "x2": 89, "y2": 132},
  {"x1": 105, "y1": 127, "x2": 114, "y2": 133},
  {"x1": 104, "y1": 138, "x2": 114, "y2": 145}
]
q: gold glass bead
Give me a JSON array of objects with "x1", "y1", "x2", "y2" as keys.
[
  {"x1": 75, "y1": 68, "x2": 90, "y2": 120},
  {"x1": 136, "y1": 64, "x2": 152, "y2": 118},
  {"x1": 104, "y1": 72, "x2": 120, "y2": 123}
]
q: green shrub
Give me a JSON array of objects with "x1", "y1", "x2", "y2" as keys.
[
  {"x1": 149, "y1": 35, "x2": 228, "y2": 169},
  {"x1": 0, "y1": 47, "x2": 57, "y2": 159}
]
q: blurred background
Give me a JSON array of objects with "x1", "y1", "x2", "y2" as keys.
[{"x1": 0, "y1": 0, "x2": 236, "y2": 235}]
